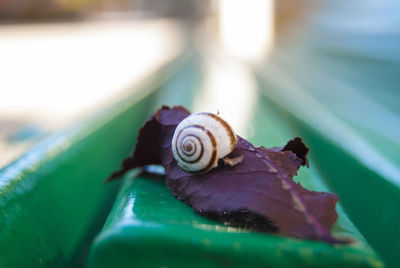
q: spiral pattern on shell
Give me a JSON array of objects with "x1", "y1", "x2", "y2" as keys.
[{"x1": 171, "y1": 112, "x2": 238, "y2": 173}]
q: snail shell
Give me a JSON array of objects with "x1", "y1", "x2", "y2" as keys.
[{"x1": 171, "y1": 112, "x2": 238, "y2": 173}]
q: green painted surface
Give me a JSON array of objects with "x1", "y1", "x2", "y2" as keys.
[
  {"x1": 253, "y1": 1, "x2": 400, "y2": 266},
  {"x1": 88, "y1": 176, "x2": 382, "y2": 268},
  {"x1": 88, "y1": 93, "x2": 383, "y2": 268},
  {"x1": 0, "y1": 53, "x2": 192, "y2": 267},
  {"x1": 255, "y1": 46, "x2": 400, "y2": 268},
  {"x1": 0, "y1": 97, "x2": 153, "y2": 267}
]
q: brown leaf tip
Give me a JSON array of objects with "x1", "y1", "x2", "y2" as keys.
[{"x1": 282, "y1": 137, "x2": 309, "y2": 167}]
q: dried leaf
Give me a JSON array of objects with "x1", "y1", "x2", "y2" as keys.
[{"x1": 109, "y1": 106, "x2": 344, "y2": 243}]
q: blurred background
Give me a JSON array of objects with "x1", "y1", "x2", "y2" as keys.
[
  {"x1": 0, "y1": 0, "x2": 296, "y2": 167},
  {"x1": 1, "y1": 0, "x2": 400, "y2": 267}
]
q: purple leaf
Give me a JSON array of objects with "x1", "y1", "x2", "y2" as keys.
[{"x1": 109, "y1": 106, "x2": 345, "y2": 243}]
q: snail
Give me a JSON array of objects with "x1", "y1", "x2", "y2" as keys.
[{"x1": 171, "y1": 112, "x2": 238, "y2": 173}]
